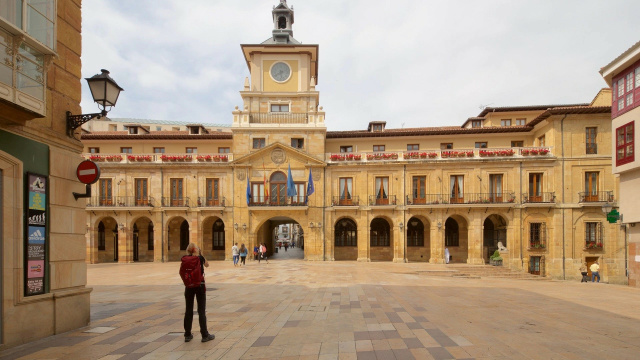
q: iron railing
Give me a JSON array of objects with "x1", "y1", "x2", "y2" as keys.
[
  {"x1": 331, "y1": 195, "x2": 360, "y2": 206},
  {"x1": 406, "y1": 192, "x2": 516, "y2": 205},
  {"x1": 368, "y1": 195, "x2": 397, "y2": 206},
  {"x1": 579, "y1": 191, "x2": 613, "y2": 203},
  {"x1": 249, "y1": 112, "x2": 308, "y2": 124},
  {"x1": 521, "y1": 192, "x2": 556, "y2": 203},
  {"x1": 586, "y1": 143, "x2": 598, "y2": 154},
  {"x1": 197, "y1": 197, "x2": 226, "y2": 207},
  {"x1": 248, "y1": 195, "x2": 308, "y2": 207},
  {"x1": 87, "y1": 196, "x2": 156, "y2": 207},
  {"x1": 161, "y1": 197, "x2": 191, "y2": 207}
]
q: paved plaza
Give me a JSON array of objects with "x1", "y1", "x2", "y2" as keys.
[{"x1": 2, "y1": 247, "x2": 640, "y2": 360}]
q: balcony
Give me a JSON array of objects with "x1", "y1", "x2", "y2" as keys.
[
  {"x1": 586, "y1": 143, "x2": 598, "y2": 155},
  {"x1": 406, "y1": 192, "x2": 516, "y2": 205},
  {"x1": 248, "y1": 196, "x2": 308, "y2": 207},
  {"x1": 326, "y1": 147, "x2": 552, "y2": 164},
  {"x1": 249, "y1": 112, "x2": 308, "y2": 124},
  {"x1": 579, "y1": 191, "x2": 613, "y2": 203},
  {"x1": 161, "y1": 197, "x2": 192, "y2": 207},
  {"x1": 83, "y1": 153, "x2": 234, "y2": 164},
  {"x1": 521, "y1": 192, "x2": 556, "y2": 204},
  {"x1": 584, "y1": 241, "x2": 604, "y2": 251},
  {"x1": 197, "y1": 197, "x2": 226, "y2": 207},
  {"x1": 331, "y1": 195, "x2": 360, "y2": 207},
  {"x1": 87, "y1": 196, "x2": 156, "y2": 208},
  {"x1": 368, "y1": 195, "x2": 397, "y2": 206}
]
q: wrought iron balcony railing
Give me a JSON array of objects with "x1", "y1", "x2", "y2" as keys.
[
  {"x1": 87, "y1": 196, "x2": 156, "y2": 207},
  {"x1": 161, "y1": 197, "x2": 191, "y2": 207},
  {"x1": 579, "y1": 191, "x2": 613, "y2": 203},
  {"x1": 331, "y1": 195, "x2": 360, "y2": 206},
  {"x1": 406, "y1": 192, "x2": 516, "y2": 205},
  {"x1": 248, "y1": 195, "x2": 308, "y2": 207},
  {"x1": 197, "y1": 197, "x2": 226, "y2": 207},
  {"x1": 368, "y1": 195, "x2": 397, "y2": 206},
  {"x1": 586, "y1": 143, "x2": 598, "y2": 155},
  {"x1": 521, "y1": 192, "x2": 556, "y2": 203}
]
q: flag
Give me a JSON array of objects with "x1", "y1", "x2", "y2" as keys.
[
  {"x1": 307, "y1": 168, "x2": 315, "y2": 196},
  {"x1": 263, "y1": 160, "x2": 269, "y2": 199},
  {"x1": 245, "y1": 171, "x2": 251, "y2": 205},
  {"x1": 286, "y1": 164, "x2": 297, "y2": 197}
]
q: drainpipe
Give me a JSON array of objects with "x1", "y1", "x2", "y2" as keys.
[
  {"x1": 561, "y1": 114, "x2": 568, "y2": 280},
  {"x1": 323, "y1": 165, "x2": 326, "y2": 261},
  {"x1": 520, "y1": 160, "x2": 523, "y2": 267},
  {"x1": 403, "y1": 164, "x2": 407, "y2": 262},
  {"x1": 161, "y1": 167, "x2": 164, "y2": 262}
]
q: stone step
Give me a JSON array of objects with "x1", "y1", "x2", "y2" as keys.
[{"x1": 417, "y1": 264, "x2": 549, "y2": 281}]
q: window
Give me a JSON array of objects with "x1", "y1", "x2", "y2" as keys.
[
  {"x1": 154, "y1": 147, "x2": 165, "y2": 153},
  {"x1": 291, "y1": 138, "x2": 304, "y2": 149},
  {"x1": 340, "y1": 146, "x2": 353, "y2": 153},
  {"x1": 121, "y1": 147, "x2": 132, "y2": 154},
  {"x1": 585, "y1": 222, "x2": 603, "y2": 249},
  {"x1": 370, "y1": 218, "x2": 390, "y2": 246},
  {"x1": 148, "y1": 222, "x2": 154, "y2": 250},
  {"x1": 613, "y1": 68, "x2": 638, "y2": 115},
  {"x1": 97, "y1": 222, "x2": 105, "y2": 250},
  {"x1": 616, "y1": 121, "x2": 634, "y2": 166},
  {"x1": 407, "y1": 144, "x2": 419, "y2": 151},
  {"x1": 189, "y1": 127, "x2": 200, "y2": 134},
  {"x1": 529, "y1": 222, "x2": 546, "y2": 249},
  {"x1": 212, "y1": 220, "x2": 225, "y2": 250},
  {"x1": 338, "y1": 178, "x2": 353, "y2": 205},
  {"x1": 270, "y1": 171, "x2": 287, "y2": 205},
  {"x1": 489, "y1": 174, "x2": 503, "y2": 202},
  {"x1": 0, "y1": 1, "x2": 55, "y2": 49},
  {"x1": 475, "y1": 142, "x2": 487, "y2": 148},
  {"x1": 89, "y1": 147, "x2": 100, "y2": 153},
  {"x1": 584, "y1": 172, "x2": 599, "y2": 202},
  {"x1": 170, "y1": 179, "x2": 184, "y2": 206},
  {"x1": 373, "y1": 145, "x2": 385, "y2": 152},
  {"x1": 252, "y1": 183, "x2": 266, "y2": 204},
  {"x1": 271, "y1": 104, "x2": 289, "y2": 112},
  {"x1": 407, "y1": 219, "x2": 424, "y2": 247},
  {"x1": 156, "y1": 126, "x2": 162, "y2": 131},
  {"x1": 450, "y1": 175, "x2": 464, "y2": 203},
  {"x1": 291, "y1": 183, "x2": 305, "y2": 204},
  {"x1": 636, "y1": 67, "x2": 640, "y2": 89},
  {"x1": 441, "y1": 143, "x2": 453, "y2": 150},
  {"x1": 206, "y1": 178, "x2": 219, "y2": 206},
  {"x1": 99, "y1": 179, "x2": 112, "y2": 205},
  {"x1": 186, "y1": 147, "x2": 197, "y2": 153},
  {"x1": 374, "y1": 177, "x2": 389, "y2": 205},
  {"x1": 538, "y1": 135, "x2": 545, "y2": 147},
  {"x1": 218, "y1": 147, "x2": 230, "y2": 153},
  {"x1": 253, "y1": 138, "x2": 265, "y2": 149},
  {"x1": 109, "y1": 125, "x2": 117, "y2": 131},
  {"x1": 129, "y1": 127, "x2": 138, "y2": 134},
  {"x1": 511, "y1": 141, "x2": 523, "y2": 147},
  {"x1": 471, "y1": 120, "x2": 482, "y2": 128},
  {"x1": 372, "y1": 124, "x2": 383, "y2": 132},
  {"x1": 412, "y1": 176, "x2": 426, "y2": 204},
  {"x1": 501, "y1": 119, "x2": 512, "y2": 127},
  {"x1": 529, "y1": 173, "x2": 543, "y2": 202},
  {"x1": 335, "y1": 219, "x2": 357, "y2": 247},
  {"x1": 585, "y1": 127, "x2": 597, "y2": 154},
  {"x1": 135, "y1": 179, "x2": 148, "y2": 206},
  {"x1": 516, "y1": 119, "x2": 526, "y2": 126}
]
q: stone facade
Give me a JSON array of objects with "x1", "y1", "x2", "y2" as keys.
[{"x1": 0, "y1": 0, "x2": 91, "y2": 350}]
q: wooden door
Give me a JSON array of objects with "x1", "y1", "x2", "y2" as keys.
[
  {"x1": 339, "y1": 178, "x2": 353, "y2": 205},
  {"x1": 412, "y1": 176, "x2": 426, "y2": 204},
  {"x1": 489, "y1": 174, "x2": 503, "y2": 202},
  {"x1": 529, "y1": 256, "x2": 541, "y2": 275},
  {"x1": 100, "y1": 179, "x2": 112, "y2": 205},
  {"x1": 171, "y1": 179, "x2": 183, "y2": 206},
  {"x1": 450, "y1": 175, "x2": 464, "y2": 204},
  {"x1": 375, "y1": 177, "x2": 389, "y2": 205},
  {"x1": 585, "y1": 172, "x2": 598, "y2": 202},
  {"x1": 529, "y1": 173, "x2": 542, "y2": 202},
  {"x1": 135, "y1": 179, "x2": 148, "y2": 206}
]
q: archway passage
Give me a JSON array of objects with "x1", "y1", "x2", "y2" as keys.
[
  {"x1": 334, "y1": 218, "x2": 357, "y2": 260},
  {"x1": 202, "y1": 216, "x2": 226, "y2": 260},
  {"x1": 483, "y1": 214, "x2": 507, "y2": 263},
  {"x1": 131, "y1": 217, "x2": 154, "y2": 262},
  {"x1": 370, "y1": 217, "x2": 393, "y2": 262},
  {"x1": 168, "y1": 217, "x2": 189, "y2": 261},
  {"x1": 444, "y1": 215, "x2": 468, "y2": 263},
  {"x1": 94, "y1": 216, "x2": 118, "y2": 263},
  {"x1": 255, "y1": 216, "x2": 303, "y2": 260},
  {"x1": 406, "y1": 216, "x2": 430, "y2": 262}
]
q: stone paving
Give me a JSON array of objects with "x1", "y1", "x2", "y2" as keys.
[{"x1": 2, "y1": 247, "x2": 640, "y2": 359}]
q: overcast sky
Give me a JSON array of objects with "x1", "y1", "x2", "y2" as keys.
[{"x1": 81, "y1": 0, "x2": 640, "y2": 131}]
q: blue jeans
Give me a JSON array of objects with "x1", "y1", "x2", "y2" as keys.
[
  {"x1": 591, "y1": 271, "x2": 600, "y2": 282},
  {"x1": 233, "y1": 254, "x2": 239, "y2": 265}
]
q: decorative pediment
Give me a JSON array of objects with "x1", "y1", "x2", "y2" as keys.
[{"x1": 232, "y1": 142, "x2": 325, "y2": 168}]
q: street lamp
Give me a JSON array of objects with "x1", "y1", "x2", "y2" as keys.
[
  {"x1": 601, "y1": 203, "x2": 612, "y2": 215},
  {"x1": 67, "y1": 69, "x2": 124, "y2": 136}
]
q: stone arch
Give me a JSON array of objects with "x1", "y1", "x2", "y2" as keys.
[
  {"x1": 167, "y1": 216, "x2": 189, "y2": 261},
  {"x1": 334, "y1": 216, "x2": 358, "y2": 261},
  {"x1": 130, "y1": 216, "x2": 154, "y2": 262},
  {"x1": 202, "y1": 216, "x2": 226, "y2": 260},
  {"x1": 406, "y1": 215, "x2": 431, "y2": 262},
  {"x1": 483, "y1": 214, "x2": 508, "y2": 263},
  {"x1": 370, "y1": 216, "x2": 393, "y2": 261},
  {"x1": 253, "y1": 215, "x2": 303, "y2": 260},
  {"x1": 93, "y1": 216, "x2": 118, "y2": 263},
  {"x1": 444, "y1": 214, "x2": 468, "y2": 263}
]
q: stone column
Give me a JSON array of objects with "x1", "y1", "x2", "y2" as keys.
[
  {"x1": 393, "y1": 222, "x2": 405, "y2": 263},
  {"x1": 430, "y1": 224, "x2": 444, "y2": 264},
  {"x1": 467, "y1": 223, "x2": 484, "y2": 265}
]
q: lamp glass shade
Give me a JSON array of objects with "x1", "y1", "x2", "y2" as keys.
[{"x1": 86, "y1": 69, "x2": 123, "y2": 108}]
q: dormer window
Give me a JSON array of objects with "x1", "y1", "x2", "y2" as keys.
[
  {"x1": 373, "y1": 125, "x2": 382, "y2": 131},
  {"x1": 129, "y1": 127, "x2": 138, "y2": 134},
  {"x1": 472, "y1": 120, "x2": 483, "y2": 128},
  {"x1": 190, "y1": 127, "x2": 199, "y2": 134},
  {"x1": 368, "y1": 121, "x2": 386, "y2": 132},
  {"x1": 186, "y1": 125, "x2": 208, "y2": 134}
]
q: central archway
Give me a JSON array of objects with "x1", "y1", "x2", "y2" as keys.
[{"x1": 254, "y1": 216, "x2": 303, "y2": 260}]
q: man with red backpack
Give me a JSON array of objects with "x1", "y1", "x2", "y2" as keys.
[{"x1": 179, "y1": 243, "x2": 215, "y2": 343}]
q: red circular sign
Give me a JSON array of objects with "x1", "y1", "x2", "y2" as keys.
[{"x1": 76, "y1": 160, "x2": 100, "y2": 185}]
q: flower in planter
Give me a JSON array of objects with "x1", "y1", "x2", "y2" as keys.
[
  {"x1": 106, "y1": 155, "x2": 123, "y2": 161},
  {"x1": 161, "y1": 155, "x2": 168, "y2": 161},
  {"x1": 419, "y1": 152, "x2": 427, "y2": 158},
  {"x1": 353, "y1": 154, "x2": 362, "y2": 160},
  {"x1": 346, "y1": 153, "x2": 354, "y2": 160},
  {"x1": 441, "y1": 151, "x2": 451, "y2": 158},
  {"x1": 529, "y1": 149, "x2": 540, "y2": 155},
  {"x1": 366, "y1": 154, "x2": 375, "y2": 160},
  {"x1": 521, "y1": 149, "x2": 530, "y2": 155},
  {"x1": 465, "y1": 151, "x2": 474, "y2": 157},
  {"x1": 427, "y1": 152, "x2": 437, "y2": 158},
  {"x1": 220, "y1": 155, "x2": 228, "y2": 162},
  {"x1": 539, "y1": 148, "x2": 549, "y2": 155},
  {"x1": 89, "y1": 155, "x2": 104, "y2": 162},
  {"x1": 127, "y1": 155, "x2": 136, "y2": 161}
]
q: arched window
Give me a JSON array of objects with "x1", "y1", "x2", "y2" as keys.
[
  {"x1": 335, "y1": 219, "x2": 357, "y2": 247},
  {"x1": 270, "y1": 171, "x2": 286, "y2": 205},
  {"x1": 407, "y1": 218, "x2": 424, "y2": 246},
  {"x1": 370, "y1": 218, "x2": 390, "y2": 247},
  {"x1": 180, "y1": 220, "x2": 189, "y2": 250},
  {"x1": 98, "y1": 221, "x2": 105, "y2": 250},
  {"x1": 278, "y1": 16, "x2": 287, "y2": 29},
  {"x1": 148, "y1": 222, "x2": 154, "y2": 250},
  {"x1": 445, "y1": 218, "x2": 459, "y2": 246},
  {"x1": 213, "y1": 220, "x2": 225, "y2": 250}
]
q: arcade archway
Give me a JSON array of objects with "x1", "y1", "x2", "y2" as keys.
[
  {"x1": 444, "y1": 215, "x2": 469, "y2": 263},
  {"x1": 370, "y1": 217, "x2": 393, "y2": 261},
  {"x1": 483, "y1": 214, "x2": 507, "y2": 263},
  {"x1": 168, "y1": 217, "x2": 189, "y2": 261},
  {"x1": 334, "y1": 217, "x2": 357, "y2": 261},
  {"x1": 131, "y1": 216, "x2": 154, "y2": 262},
  {"x1": 94, "y1": 216, "x2": 118, "y2": 263},
  {"x1": 254, "y1": 216, "x2": 303, "y2": 260},
  {"x1": 406, "y1": 216, "x2": 430, "y2": 262}
]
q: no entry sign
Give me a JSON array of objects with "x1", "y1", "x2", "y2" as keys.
[{"x1": 76, "y1": 160, "x2": 100, "y2": 184}]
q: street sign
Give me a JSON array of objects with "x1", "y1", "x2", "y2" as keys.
[
  {"x1": 607, "y1": 209, "x2": 620, "y2": 224},
  {"x1": 76, "y1": 160, "x2": 100, "y2": 185}
]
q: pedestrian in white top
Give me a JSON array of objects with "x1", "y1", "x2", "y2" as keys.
[{"x1": 232, "y1": 243, "x2": 239, "y2": 267}]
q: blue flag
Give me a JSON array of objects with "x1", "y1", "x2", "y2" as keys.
[
  {"x1": 307, "y1": 168, "x2": 315, "y2": 196},
  {"x1": 246, "y1": 172, "x2": 251, "y2": 205},
  {"x1": 286, "y1": 164, "x2": 297, "y2": 197}
]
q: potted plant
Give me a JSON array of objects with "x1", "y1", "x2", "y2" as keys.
[{"x1": 490, "y1": 250, "x2": 503, "y2": 266}]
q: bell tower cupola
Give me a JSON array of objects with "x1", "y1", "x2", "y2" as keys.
[{"x1": 269, "y1": 0, "x2": 297, "y2": 44}]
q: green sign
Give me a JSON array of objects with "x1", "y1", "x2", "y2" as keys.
[{"x1": 607, "y1": 209, "x2": 620, "y2": 224}]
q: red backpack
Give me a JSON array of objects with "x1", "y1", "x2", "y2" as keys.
[{"x1": 179, "y1": 256, "x2": 204, "y2": 288}]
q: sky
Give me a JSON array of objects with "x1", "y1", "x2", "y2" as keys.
[{"x1": 81, "y1": 0, "x2": 640, "y2": 131}]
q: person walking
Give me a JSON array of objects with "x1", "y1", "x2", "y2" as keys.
[
  {"x1": 253, "y1": 245, "x2": 259, "y2": 261},
  {"x1": 232, "y1": 242, "x2": 239, "y2": 267},
  {"x1": 284, "y1": 242, "x2": 288, "y2": 252},
  {"x1": 239, "y1": 243, "x2": 248, "y2": 266},
  {"x1": 180, "y1": 243, "x2": 215, "y2": 343},
  {"x1": 580, "y1": 262, "x2": 589, "y2": 283},
  {"x1": 259, "y1": 243, "x2": 269, "y2": 264},
  {"x1": 590, "y1": 260, "x2": 601, "y2": 282}
]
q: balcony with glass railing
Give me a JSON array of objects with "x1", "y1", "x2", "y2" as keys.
[{"x1": 326, "y1": 147, "x2": 552, "y2": 163}]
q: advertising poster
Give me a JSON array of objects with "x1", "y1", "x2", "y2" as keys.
[{"x1": 26, "y1": 173, "x2": 47, "y2": 296}]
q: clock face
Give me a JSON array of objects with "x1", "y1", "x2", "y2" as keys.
[{"x1": 270, "y1": 62, "x2": 291, "y2": 82}]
